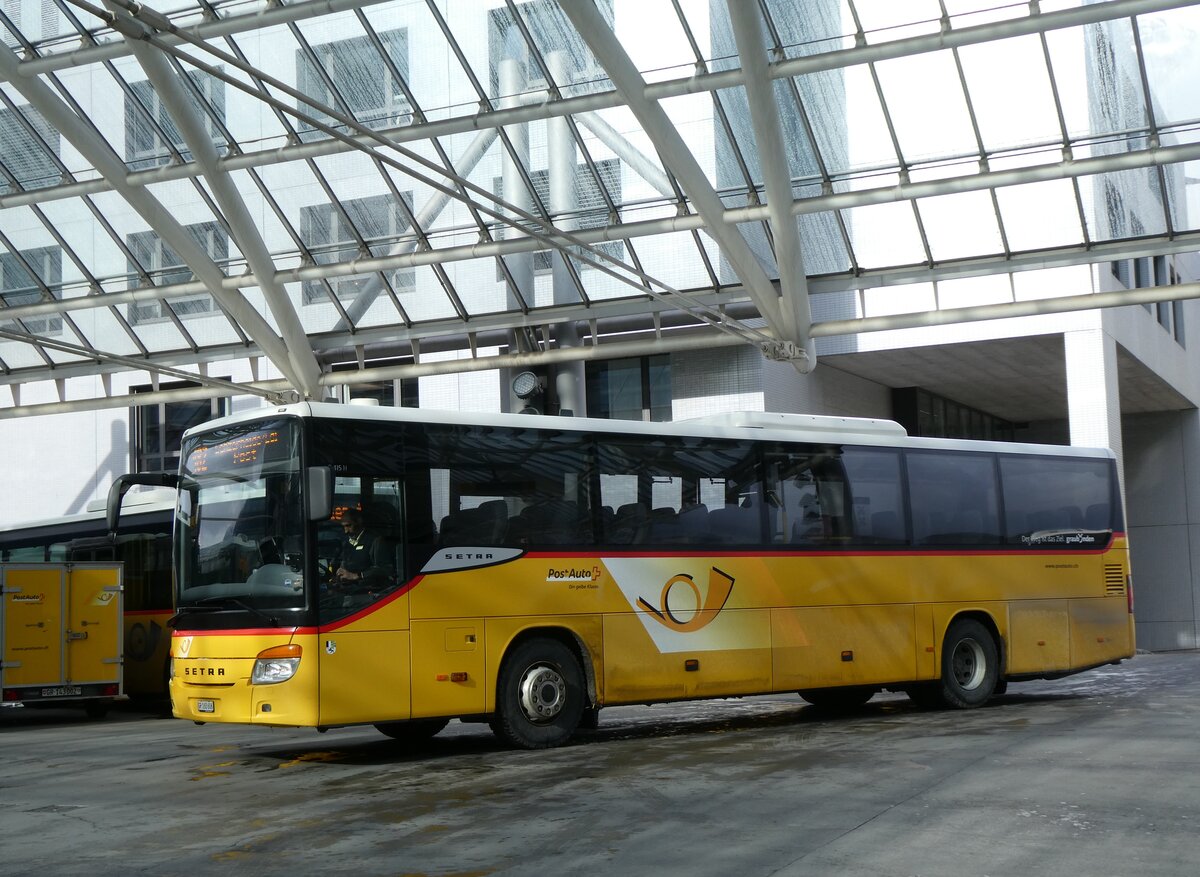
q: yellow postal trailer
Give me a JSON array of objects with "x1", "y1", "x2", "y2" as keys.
[{"x1": 1, "y1": 563, "x2": 124, "y2": 716}]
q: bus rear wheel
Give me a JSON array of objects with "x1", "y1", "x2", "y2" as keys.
[
  {"x1": 374, "y1": 718, "x2": 448, "y2": 743},
  {"x1": 492, "y1": 638, "x2": 584, "y2": 750},
  {"x1": 937, "y1": 617, "x2": 999, "y2": 709}
]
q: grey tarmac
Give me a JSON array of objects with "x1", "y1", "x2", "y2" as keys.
[{"x1": 1, "y1": 650, "x2": 1196, "y2": 877}]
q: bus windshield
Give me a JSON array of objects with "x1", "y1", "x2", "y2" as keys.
[{"x1": 175, "y1": 419, "x2": 306, "y2": 614}]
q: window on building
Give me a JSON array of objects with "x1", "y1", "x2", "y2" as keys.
[
  {"x1": 296, "y1": 29, "x2": 410, "y2": 140},
  {"x1": 0, "y1": 104, "x2": 59, "y2": 195},
  {"x1": 132, "y1": 386, "x2": 228, "y2": 474},
  {"x1": 586, "y1": 354, "x2": 670, "y2": 422},
  {"x1": 487, "y1": 0, "x2": 612, "y2": 96},
  {"x1": 300, "y1": 193, "x2": 415, "y2": 305},
  {"x1": 124, "y1": 71, "x2": 226, "y2": 170},
  {"x1": 892, "y1": 387, "x2": 1015, "y2": 442},
  {"x1": 493, "y1": 159, "x2": 624, "y2": 278},
  {"x1": 0, "y1": 245, "x2": 63, "y2": 336},
  {"x1": 337, "y1": 374, "x2": 419, "y2": 408},
  {"x1": 126, "y1": 221, "x2": 227, "y2": 324}
]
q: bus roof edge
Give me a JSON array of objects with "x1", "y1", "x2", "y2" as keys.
[{"x1": 681, "y1": 411, "x2": 908, "y2": 438}]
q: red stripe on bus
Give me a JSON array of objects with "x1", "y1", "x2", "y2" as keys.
[{"x1": 317, "y1": 577, "x2": 424, "y2": 633}]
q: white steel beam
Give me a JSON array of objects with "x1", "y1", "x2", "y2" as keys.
[
  {"x1": 9, "y1": 273, "x2": 1200, "y2": 418},
  {"x1": 0, "y1": 327, "x2": 281, "y2": 400},
  {"x1": 559, "y1": 0, "x2": 804, "y2": 363},
  {"x1": 726, "y1": 0, "x2": 816, "y2": 372},
  {"x1": 112, "y1": 5, "x2": 324, "y2": 399},
  {"x1": 575, "y1": 112, "x2": 674, "y2": 198},
  {"x1": 10, "y1": 130, "x2": 1200, "y2": 324},
  {"x1": 16, "y1": 0, "x2": 1193, "y2": 211},
  {"x1": 8, "y1": 220, "x2": 1200, "y2": 393},
  {"x1": 0, "y1": 42, "x2": 309, "y2": 398},
  {"x1": 332, "y1": 126, "x2": 500, "y2": 332},
  {"x1": 811, "y1": 281, "x2": 1200, "y2": 338},
  {"x1": 22, "y1": 0, "x2": 396, "y2": 76}
]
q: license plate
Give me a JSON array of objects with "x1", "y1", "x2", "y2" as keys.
[
  {"x1": 196, "y1": 699, "x2": 215, "y2": 713},
  {"x1": 41, "y1": 686, "x2": 82, "y2": 698}
]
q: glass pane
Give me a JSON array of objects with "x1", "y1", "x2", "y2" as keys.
[
  {"x1": 1137, "y1": 7, "x2": 1200, "y2": 128},
  {"x1": 907, "y1": 451, "x2": 1000, "y2": 546},
  {"x1": 876, "y1": 51, "x2": 978, "y2": 163},
  {"x1": 958, "y1": 35, "x2": 1061, "y2": 152}
]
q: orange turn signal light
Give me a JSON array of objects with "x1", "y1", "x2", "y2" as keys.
[
  {"x1": 436, "y1": 672, "x2": 470, "y2": 683},
  {"x1": 256, "y1": 644, "x2": 302, "y2": 660}
]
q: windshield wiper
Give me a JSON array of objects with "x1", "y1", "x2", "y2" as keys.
[{"x1": 171, "y1": 596, "x2": 278, "y2": 627}]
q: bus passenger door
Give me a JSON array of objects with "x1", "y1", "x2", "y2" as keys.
[{"x1": 317, "y1": 476, "x2": 414, "y2": 726}]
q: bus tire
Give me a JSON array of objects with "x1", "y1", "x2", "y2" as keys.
[
  {"x1": 798, "y1": 686, "x2": 876, "y2": 711},
  {"x1": 938, "y1": 617, "x2": 999, "y2": 709},
  {"x1": 493, "y1": 637, "x2": 584, "y2": 750},
  {"x1": 374, "y1": 718, "x2": 448, "y2": 743}
]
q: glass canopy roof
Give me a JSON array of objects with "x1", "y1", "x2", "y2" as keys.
[{"x1": 1, "y1": 0, "x2": 1198, "y2": 412}]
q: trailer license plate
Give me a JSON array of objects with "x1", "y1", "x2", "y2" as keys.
[
  {"x1": 41, "y1": 686, "x2": 81, "y2": 697},
  {"x1": 197, "y1": 699, "x2": 215, "y2": 713}
]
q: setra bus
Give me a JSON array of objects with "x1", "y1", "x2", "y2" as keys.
[
  {"x1": 150, "y1": 403, "x2": 1134, "y2": 748},
  {"x1": 0, "y1": 487, "x2": 175, "y2": 699}
]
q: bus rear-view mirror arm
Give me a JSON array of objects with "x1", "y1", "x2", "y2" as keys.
[{"x1": 107, "y1": 472, "x2": 179, "y2": 538}]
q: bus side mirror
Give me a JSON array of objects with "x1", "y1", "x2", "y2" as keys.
[
  {"x1": 307, "y1": 467, "x2": 333, "y2": 521},
  {"x1": 107, "y1": 472, "x2": 178, "y2": 537}
]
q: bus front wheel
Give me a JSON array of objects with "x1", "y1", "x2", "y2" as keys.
[
  {"x1": 492, "y1": 638, "x2": 585, "y2": 750},
  {"x1": 938, "y1": 617, "x2": 999, "y2": 709}
]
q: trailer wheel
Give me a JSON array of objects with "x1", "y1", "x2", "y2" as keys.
[
  {"x1": 939, "y1": 617, "x2": 999, "y2": 709},
  {"x1": 492, "y1": 637, "x2": 584, "y2": 750}
]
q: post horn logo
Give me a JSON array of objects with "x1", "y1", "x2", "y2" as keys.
[{"x1": 637, "y1": 567, "x2": 735, "y2": 633}]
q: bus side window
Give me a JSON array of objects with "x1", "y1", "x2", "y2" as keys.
[
  {"x1": 764, "y1": 449, "x2": 849, "y2": 546},
  {"x1": 842, "y1": 448, "x2": 908, "y2": 545},
  {"x1": 908, "y1": 450, "x2": 1001, "y2": 546}
]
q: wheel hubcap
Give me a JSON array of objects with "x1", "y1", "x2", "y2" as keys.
[
  {"x1": 952, "y1": 638, "x2": 987, "y2": 690},
  {"x1": 517, "y1": 663, "x2": 567, "y2": 724}
]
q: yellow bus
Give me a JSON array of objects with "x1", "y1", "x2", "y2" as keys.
[
  {"x1": 0, "y1": 488, "x2": 175, "y2": 701},
  {"x1": 153, "y1": 403, "x2": 1133, "y2": 748}
]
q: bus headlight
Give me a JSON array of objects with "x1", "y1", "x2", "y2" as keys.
[{"x1": 251, "y1": 644, "x2": 302, "y2": 685}]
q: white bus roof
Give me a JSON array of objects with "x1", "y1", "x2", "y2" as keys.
[{"x1": 188, "y1": 402, "x2": 1116, "y2": 460}]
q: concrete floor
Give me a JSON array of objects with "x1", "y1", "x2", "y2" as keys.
[{"x1": 2, "y1": 651, "x2": 1196, "y2": 876}]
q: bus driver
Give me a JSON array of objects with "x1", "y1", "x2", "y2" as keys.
[{"x1": 334, "y1": 508, "x2": 393, "y2": 589}]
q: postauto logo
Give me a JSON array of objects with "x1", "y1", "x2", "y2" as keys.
[{"x1": 636, "y1": 568, "x2": 735, "y2": 633}]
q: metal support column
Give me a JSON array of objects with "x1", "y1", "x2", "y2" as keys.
[
  {"x1": 561, "y1": 0, "x2": 805, "y2": 366},
  {"x1": 549, "y1": 49, "x2": 585, "y2": 416},
  {"x1": 500, "y1": 30, "x2": 536, "y2": 413},
  {"x1": 111, "y1": 3, "x2": 324, "y2": 399},
  {"x1": 0, "y1": 42, "x2": 308, "y2": 398},
  {"x1": 726, "y1": 0, "x2": 816, "y2": 372}
]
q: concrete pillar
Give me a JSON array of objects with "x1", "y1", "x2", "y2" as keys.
[{"x1": 1065, "y1": 328, "x2": 1124, "y2": 497}]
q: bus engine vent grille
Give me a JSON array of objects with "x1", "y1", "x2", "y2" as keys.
[{"x1": 1104, "y1": 564, "x2": 1126, "y2": 595}]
